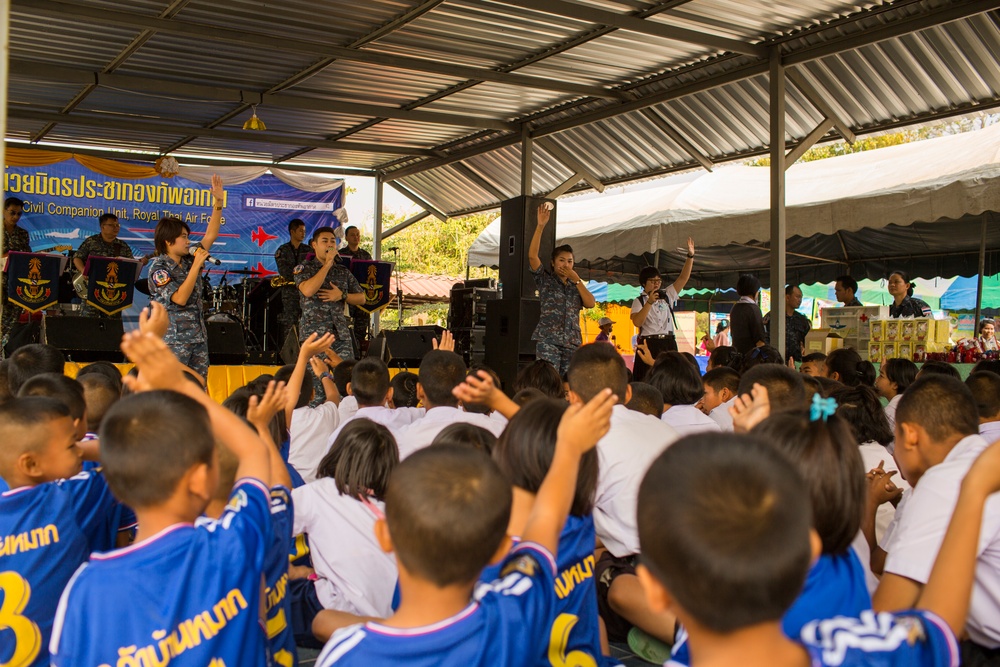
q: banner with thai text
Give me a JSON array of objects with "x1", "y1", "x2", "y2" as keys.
[{"x1": 3, "y1": 160, "x2": 345, "y2": 288}]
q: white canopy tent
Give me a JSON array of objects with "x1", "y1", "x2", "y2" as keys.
[{"x1": 468, "y1": 122, "x2": 1000, "y2": 289}]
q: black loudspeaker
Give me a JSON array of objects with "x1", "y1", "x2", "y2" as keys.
[
  {"x1": 42, "y1": 315, "x2": 124, "y2": 362},
  {"x1": 484, "y1": 299, "x2": 541, "y2": 391},
  {"x1": 207, "y1": 321, "x2": 248, "y2": 365},
  {"x1": 369, "y1": 328, "x2": 438, "y2": 368},
  {"x1": 499, "y1": 196, "x2": 556, "y2": 300}
]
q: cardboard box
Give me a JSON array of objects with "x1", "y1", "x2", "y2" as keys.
[
  {"x1": 821, "y1": 306, "x2": 889, "y2": 340},
  {"x1": 804, "y1": 329, "x2": 844, "y2": 355},
  {"x1": 870, "y1": 320, "x2": 885, "y2": 341}
]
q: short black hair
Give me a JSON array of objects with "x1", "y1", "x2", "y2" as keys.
[
  {"x1": 288, "y1": 218, "x2": 305, "y2": 233},
  {"x1": 431, "y1": 422, "x2": 498, "y2": 455},
  {"x1": 221, "y1": 387, "x2": 286, "y2": 449},
  {"x1": 638, "y1": 267, "x2": 661, "y2": 284},
  {"x1": 333, "y1": 360, "x2": 356, "y2": 399},
  {"x1": 703, "y1": 367, "x2": 740, "y2": 395},
  {"x1": 965, "y1": 371, "x2": 1000, "y2": 420},
  {"x1": 17, "y1": 373, "x2": 85, "y2": 422},
  {"x1": 514, "y1": 359, "x2": 564, "y2": 399},
  {"x1": 464, "y1": 363, "x2": 502, "y2": 414},
  {"x1": 0, "y1": 397, "x2": 71, "y2": 466},
  {"x1": 825, "y1": 348, "x2": 875, "y2": 387},
  {"x1": 626, "y1": 382, "x2": 663, "y2": 417},
  {"x1": 896, "y1": 375, "x2": 978, "y2": 442},
  {"x1": 568, "y1": 343, "x2": 628, "y2": 402},
  {"x1": 494, "y1": 398, "x2": 597, "y2": 517},
  {"x1": 417, "y1": 351, "x2": 466, "y2": 407},
  {"x1": 831, "y1": 385, "x2": 893, "y2": 447},
  {"x1": 753, "y1": 411, "x2": 865, "y2": 555},
  {"x1": 310, "y1": 226, "x2": 336, "y2": 243},
  {"x1": 551, "y1": 244, "x2": 574, "y2": 262},
  {"x1": 736, "y1": 274, "x2": 760, "y2": 297},
  {"x1": 345, "y1": 225, "x2": 359, "y2": 236},
  {"x1": 153, "y1": 216, "x2": 190, "y2": 255},
  {"x1": 737, "y1": 364, "x2": 805, "y2": 408},
  {"x1": 648, "y1": 352, "x2": 704, "y2": 406},
  {"x1": 834, "y1": 275, "x2": 858, "y2": 294},
  {"x1": 7, "y1": 344, "x2": 65, "y2": 394},
  {"x1": 273, "y1": 364, "x2": 310, "y2": 409},
  {"x1": 78, "y1": 373, "x2": 121, "y2": 432},
  {"x1": 100, "y1": 391, "x2": 215, "y2": 508},
  {"x1": 801, "y1": 352, "x2": 827, "y2": 364},
  {"x1": 390, "y1": 371, "x2": 419, "y2": 408},
  {"x1": 351, "y1": 357, "x2": 390, "y2": 407},
  {"x1": 512, "y1": 387, "x2": 547, "y2": 406},
  {"x1": 316, "y1": 418, "x2": 398, "y2": 501},
  {"x1": 971, "y1": 359, "x2": 1000, "y2": 376},
  {"x1": 708, "y1": 345, "x2": 737, "y2": 370},
  {"x1": 638, "y1": 434, "x2": 812, "y2": 633},
  {"x1": 979, "y1": 318, "x2": 996, "y2": 335},
  {"x1": 98, "y1": 212, "x2": 118, "y2": 225},
  {"x1": 882, "y1": 358, "x2": 917, "y2": 393},
  {"x1": 385, "y1": 444, "x2": 512, "y2": 587},
  {"x1": 916, "y1": 360, "x2": 961, "y2": 381},
  {"x1": 738, "y1": 345, "x2": 784, "y2": 373},
  {"x1": 784, "y1": 284, "x2": 801, "y2": 296},
  {"x1": 76, "y1": 361, "x2": 124, "y2": 395},
  {"x1": 889, "y1": 270, "x2": 915, "y2": 297},
  {"x1": 4, "y1": 196, "x2": 25, "y2": 209}
]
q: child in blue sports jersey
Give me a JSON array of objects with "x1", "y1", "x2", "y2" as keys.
[
  {"x1": 636, "y1": 432, "x2": 1000, "y2": 667},
  {"x1": 314, "y1": 387, "x2": 617, "y2": 666},
  {"x1": 0, "y1": 396, "x2": 122, "y2": 667},
  {"x1": 488, "y1": 397, "x2": 621, "y2": 667},
  {"x1": 211, "y1": 380, "x2": 297, "y2": 667},
  {"x1": 669, "y1": 405, "x2": 872, "y2": 665},
  {"x1": 50, "y1": 332, "x2": 277, "y2": 667}
]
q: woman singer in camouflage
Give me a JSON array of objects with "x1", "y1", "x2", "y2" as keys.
[{"x1": 527, "y1": 202, "x2": 596, "y2": 376}]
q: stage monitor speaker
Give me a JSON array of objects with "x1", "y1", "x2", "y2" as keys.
[
  {"x1": 42, "y1": 316, "x2": 125, "y2": 362},
  {"x1": 207, "y1": 321, "x2": 248, "y2": 365},
  {"x1": 369, "y1": 329, "x2": 437, "y2": 368},
  {"x1": 484, "y1": 299, "x2": 540, "y2": 391},
  {"x1": 499, "y1": 195, "x2": 556, "y2": 300}
]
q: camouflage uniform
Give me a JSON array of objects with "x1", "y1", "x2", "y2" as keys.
[
  {"x1": 73, "y1": 234, "x2": 136, "y2": 318},
  {"x1": 1, "y1": 225, "x2": 32, "y2": 355},
  {"x1": 294, "y1": 258, "x2": 363, "y2": 361},
  {"x1": 274, "y1": 241, "x2": 310, "y2": 342},
  {"x1": 530, "y1": 265, "x2": 584, "y2": 376},
  {"x1": 338, "y1": 247, "x2": 372, "y2": 350},
  {"x1": 147, "y1": 253, "x2": 209, "y2": 378},
  {"x1": 764, "y1": 310, "x2": 813, "y2": 362}
]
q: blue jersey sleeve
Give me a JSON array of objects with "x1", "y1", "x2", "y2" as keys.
[
  {"x1": 800, "y1": 609, "x2": 959, "y2": 667},
  {"x1": 62, "y1": 469, "x2": 121, "y2": 551},
  {"x1": 266, "y1": 486, "x2": 298, "y2": 667},
  {"x1": 220, "y1": 478, "x2": 273, "y2": 573}
]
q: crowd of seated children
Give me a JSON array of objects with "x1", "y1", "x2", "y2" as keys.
[
  {"x1": 325, "y1": 357, "x2": 425, "y2": 449},
  {"x1": 965, "y1": 370, "x2": 1000, "y2": 444},
  {"x1": 648, "y1": 352, "x2": 720, "y2": 435}
]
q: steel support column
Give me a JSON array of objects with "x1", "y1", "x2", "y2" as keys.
[
  {"x1": 975, "y1": 213, "x2": 988, "y2": 330},
  {"x1": 521, "y1": 126, "x2": 534, "y2": 196},
  {"x1": 372, "y1": 173, "x2": 384, "y2": 336},
  {"x1": 769, "y1": 49, "x2": 787, "y2": 359}
]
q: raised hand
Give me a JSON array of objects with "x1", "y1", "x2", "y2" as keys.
[
  {"x1": 321, "y1": 346, "x2": 344, "y2": 369},
  {"x1": 558, "y1": 388, "x2": 616, "y2": 455},
  {"x1": 635, "y1": 340, "x2": 654, "y2": 366},
  {"x1": 191, "y1": 246, "x2": 209, "y2": 268},
  {"x1": 299, "y1": 332, "x2": 336, "y2": 359},
  {"x1": 432, "y1": 330, "x2": 455, "y2": 352},
  {"x1": 686, "y1": 237, "x2": 695, "y2": 257},
  {"x1": 537, "y1": 202, "x2": 551, "y2": 227},
  {"x1": 120, "y1": 331, "x2": 189, "y2": 394},
  {"x1": 137, "y1": 301, "x2": 169, "y2": 339},
  {"x1": 453, "y1": 370, "x2": 497, "y2": 406},
  {"x1": 210, "y1": 174, "x2": 225, "y2": 202},
  {"x1": 309, "y1": 355, "x2": 328, "y2": 379},
  {"x1": 729, "y1": 382, "x2": 771, "y2": 433},
  {"x1": 247, "y1": 380, "x2": 286, "y2": 431}
]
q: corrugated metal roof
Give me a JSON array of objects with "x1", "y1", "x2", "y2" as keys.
[
  {"x1": 6, "y1": 0, "x2": 1000, "y2": 216},
  {"x1": 398, "y1": 271, "x2": 462, "y2": 303}
]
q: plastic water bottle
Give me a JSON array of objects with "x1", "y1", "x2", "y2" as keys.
[{"x1": 497, "y1": 281, "x2": 503, "y2": 299}]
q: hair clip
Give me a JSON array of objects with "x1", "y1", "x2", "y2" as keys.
[{"x1": 810, "y1": 394, "x2": 838, "y2": 422}]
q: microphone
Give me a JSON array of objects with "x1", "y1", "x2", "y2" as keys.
[{"x1": 189, "y1": 245, "x2": 222, "y2": 266}]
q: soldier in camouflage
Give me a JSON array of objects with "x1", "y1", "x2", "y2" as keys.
[
  {"x1": 274, "y1": 218, "x2": 310, "y2": 344},
  {"x1": 73, "y1": 213, "x2": 148, "y2": 318},
  {"x1": 527, "y1": 202, "x2": 596, "y2": 376},
  {"x1": 146, "y1": 175, "x2": 225, "y2": 379},
  {"x1": 1, "y1": 197, "x2": 32, "y2": 356},
  {"x1": 294, "y1": 226, "x2": 365, "y2": 362}
]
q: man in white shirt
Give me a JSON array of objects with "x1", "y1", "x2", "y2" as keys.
[
  {"x1": 393, "y1": 350, "x2": 504, "y2": 459},
  {"x1": 700, "y1": 367, "x2": 740, "y2": 432},
  {"x1": 966, "y1": 371, "x2": 1000, "y2": 445},
  {"x1": 326, "y1": 357, "x2": 424, "y2": 451},
  {"x1": 566, "y1": 343, "x2": 680, "y2": 644},
  {"x1": 874, "y1": 375, "x2": 1000, "y2": 657}
]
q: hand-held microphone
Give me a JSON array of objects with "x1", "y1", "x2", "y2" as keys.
[{"x1": 189, "y1": 245, "x2": 222, "y2": 266}]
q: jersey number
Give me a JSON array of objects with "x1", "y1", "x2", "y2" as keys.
[
  {"x1": 0, "y1": 571, "x2": 41, "y2": 667},
  {"x1": 548, "y1": 613, "x2": 597, "y2": 667}
]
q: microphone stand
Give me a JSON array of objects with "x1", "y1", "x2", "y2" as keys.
[{"x1": 388, "y1": 247, "x2": 403, "y2": 329}]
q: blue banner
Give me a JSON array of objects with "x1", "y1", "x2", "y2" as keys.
[
  {"x1": 6, "y1": 252, "x2": 64, "y2": 312},
  {"x1": 3, "y1": 161, "x2": 344, "y2": 287},
  {"x1": 349, "y1": 259, "x2": 395, "y2": 314}
]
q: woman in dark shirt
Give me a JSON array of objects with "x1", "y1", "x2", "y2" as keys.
[
  {"x1": 729, "y1": 274, "x2": 768, "y2": 354},
  {"x1": 886, "y1": 270, "x2": 932, "y2": 318}
]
